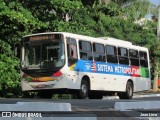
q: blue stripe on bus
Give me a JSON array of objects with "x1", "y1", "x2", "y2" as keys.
[{"x1": 71, "y1": 60, "x2": 141, "y2": 77}]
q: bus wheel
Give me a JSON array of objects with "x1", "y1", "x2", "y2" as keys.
[
  {"x1": 77, "y1": 80, "x2": 89, "y2": 99},
  {"x1": 118, "y1": 81, "x2": 133, "y2": 99}
]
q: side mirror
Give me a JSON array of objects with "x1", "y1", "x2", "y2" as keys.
[{"x1": 14, "y1": 43, "x2": 21, "y2": 58}]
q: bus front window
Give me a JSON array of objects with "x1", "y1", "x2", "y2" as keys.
[
  {"x1": 41, "y1": 42, "x2": 65, "y2": 68},
  {"x1": 22, "y1": 42, "x2": 65, "y2": 69},
  {"x1": 23, "y1": 44, "x2": 41, "y2": 69}
]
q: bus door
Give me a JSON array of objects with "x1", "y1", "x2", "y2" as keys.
[{"x1": 67, "y1": 38, "x2": 79, "y2": 87}]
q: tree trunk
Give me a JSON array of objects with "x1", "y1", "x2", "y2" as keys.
[{"x1": 153, "y1": 57, "x2": 159, "y2": 92}]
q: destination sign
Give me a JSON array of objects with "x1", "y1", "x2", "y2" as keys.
[{"x1": 29, "y1": 34, "x2": 62, "y2": 41}]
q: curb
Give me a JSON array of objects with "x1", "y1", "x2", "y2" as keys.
[
  {"x1": 0, "y1": 102, "x2": 71, "y2": 111},
  {"x1": 114, "y1": 101, "x2": 160, "y2": 110},
  {"x1": 133, "y1": 93, "x2": 160, "y2": 98},
  {"x1": 103, "y1": 96, "x2": 119, "y2": 100},
  {"x1": 103, "y1": 93, "x2": 160, "y2": 100}
]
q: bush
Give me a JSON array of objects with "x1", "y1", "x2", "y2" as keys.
[{"x1": 0, "y1": 40, "x2": 21, "y2": 98}]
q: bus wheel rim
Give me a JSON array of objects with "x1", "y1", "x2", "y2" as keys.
[
  {"x1": 81, "y1": 84, "x2": 87, "y2": 95},
  {"x1": 127, "y1": 84, "x2": 132, "y2": 96}
]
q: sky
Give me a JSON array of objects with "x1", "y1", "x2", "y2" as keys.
[
  {"x1": 145, "y1": 0, "x2": 160, "y2": 18},
  {"x1": 149, "y1": 0, "x2": 160, "y2": 6}
]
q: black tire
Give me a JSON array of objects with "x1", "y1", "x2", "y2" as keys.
[
  {"x1": 89, "y1": 91, "x2": 103, "y2": 99},
  {"x1": 118, "y1": 81, "x2": 133, "y2": 99},
  {"x1": 77, "y1": 80, "x2": 89, "y2": 99}
]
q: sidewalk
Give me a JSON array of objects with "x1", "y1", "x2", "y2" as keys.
[
  {"x1": 103, "y1": 89, "x2": 160, "y2": 100},
  {"x1": 133, "y1": 89, "x2": 160, "y2": 98}
]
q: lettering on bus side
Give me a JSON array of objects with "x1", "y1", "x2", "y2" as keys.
[
  {"x1": 97, "y1": 64, "x2": 114, "y2": 72},
  {"x1": 97, "y1": 63, "x2": 141, "y2": 76}
]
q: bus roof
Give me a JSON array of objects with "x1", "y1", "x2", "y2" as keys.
[{"x1": 23, "y1": 32, "x2": 148, "y2": 51}]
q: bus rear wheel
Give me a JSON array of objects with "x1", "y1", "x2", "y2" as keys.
[
  {"x1": 118, "y1": 81, "x2": 133, "y2": 99},
  {"x1": 77, "y1": 80, "x2": 89, "y2": 99}
]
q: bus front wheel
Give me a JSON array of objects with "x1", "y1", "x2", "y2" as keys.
[
  {"x1": 77, "y1": 80, "x2": 89, "y2": 99},
  {"x1": 118, "y1": 81, "x2": 133, "y2": 99}
]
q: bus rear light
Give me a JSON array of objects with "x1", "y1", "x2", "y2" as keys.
[{"x1": 52, "y1": 71, "x2": 62, "y2": 77}]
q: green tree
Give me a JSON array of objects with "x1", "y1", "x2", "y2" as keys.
[{"x1": 0, "y1": 0, "x2": 47, "y2": 97}]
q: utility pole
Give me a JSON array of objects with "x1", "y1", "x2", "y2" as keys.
[{"x1": 153, "y1": 5, "x2": 160, "y2": 92}]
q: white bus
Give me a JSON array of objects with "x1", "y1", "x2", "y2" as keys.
[{"x1": 20, "y1": 32, "x2": 151, "y2": 99}]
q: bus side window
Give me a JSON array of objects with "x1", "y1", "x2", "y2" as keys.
[
  {"x1": 118, "y1": 47, "x2": 129, "y2": 65},
  {"x1": 106, "y1": 45, "x2": 118, "y2": 63},
  {"x1": 67, "y1": 38, "x2": 78, "y2": 66},
  {"x1": 79, "y1": 40, "x2": 93, "y2": 60},
  {"x1": 129, "y1": 49, "x2": 139, "y2": 66},
  {"x1": 139, "y1": 51, "x2": 148, "y2": 67},
  {"x1": 93, "y1": 43, "x2": 105, "y2": 62}
]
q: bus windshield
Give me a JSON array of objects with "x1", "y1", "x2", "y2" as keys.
[{"x1": 21, "y1": 38, "x2": 65, "y2": 70}]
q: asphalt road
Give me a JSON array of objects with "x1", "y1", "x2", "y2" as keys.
[
  {"x1": 0, "y1": 96, "x2": 160, "y2": 110},
  {"x1": 0, "y1": 96, "x2": 160, "y2": 120}
]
